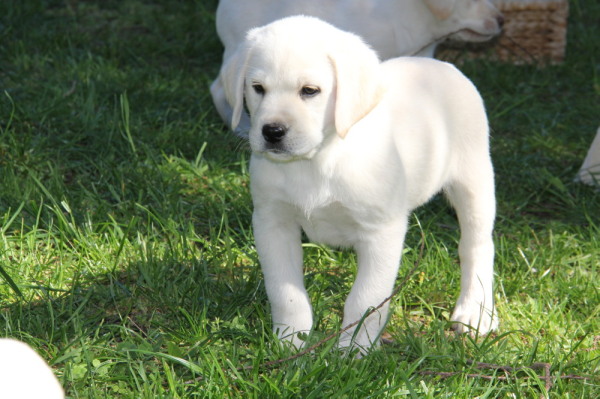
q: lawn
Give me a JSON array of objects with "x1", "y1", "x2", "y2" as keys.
[{"x1": 0, "y1": 0, "x2": 598, "y2": 397}]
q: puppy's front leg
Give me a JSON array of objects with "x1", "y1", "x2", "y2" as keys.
[
  {"x1": 253, "y1": 208, "x2": 312, "y2": 348},
  {"x1": 340, "y1": 222, "x2": 407, "y2": 353}
]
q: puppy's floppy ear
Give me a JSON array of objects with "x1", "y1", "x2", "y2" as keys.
[
  {"x1": 423, "y1": 0, "x2": 457, "y2": 20},
  {"x1": 220, "y1": 41, "x2": 253, "y2": 130},
  {"x1": 329, "y1": 33, "x2": 382, "y2": 138}
]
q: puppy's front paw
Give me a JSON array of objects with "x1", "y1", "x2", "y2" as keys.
[
  {"x1": 275, "y1": 326, "x2": 310, "y2": 350},
  {"x1": 337, "y1": 325, "x2": 383, "y2": 359},
  {"x1": 450, "y1": 301, "x2": 498, "y2": 336}
]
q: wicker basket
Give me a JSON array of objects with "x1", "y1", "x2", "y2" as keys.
[{"x1": 437, "y1": 0, "x2": 569, "y2": 65}]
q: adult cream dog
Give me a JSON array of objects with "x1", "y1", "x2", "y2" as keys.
[
  {"x1": 222, "y1": 16, "x2": 498, "y2": 352},
  {"x1": 212, "y1": 0, "x2": 504, "y2": 132}
]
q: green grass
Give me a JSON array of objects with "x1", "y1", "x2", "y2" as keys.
[{"x1": 1, "y1": 0, "x2": 598, "y2": 397}]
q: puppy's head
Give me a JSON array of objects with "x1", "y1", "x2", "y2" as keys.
[
  {"x1": 220, "y1": 16, "x2": 382, "y2": 162},
  {"x1": 424, "y1": 0, "x2": 504, "y2": 42}
]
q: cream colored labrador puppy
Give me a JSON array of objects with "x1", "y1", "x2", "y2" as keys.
[
  {"x1": 222, "y1": 16, "x2": 497, "y2": 352},
  {"x1": 212, "y1": 0, "x2": 504, "y2": 132},
  {"x1": 0, "y1": 339, "x2": 65, "y2": 399}
]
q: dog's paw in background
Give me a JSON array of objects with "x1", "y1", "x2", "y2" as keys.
[{"x1": 575, "y1": 126, "x2": 600, "y2": 188}]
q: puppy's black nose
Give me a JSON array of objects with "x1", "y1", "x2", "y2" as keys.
[
  {"x1": 497, "y1": 14, "x2": 505, "y2": 28},
  {"x1": 262, "y1": 123, "x2": 287, "y2": 143}
]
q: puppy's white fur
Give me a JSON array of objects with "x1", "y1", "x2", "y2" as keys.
[
  {"x1": 224, "y1": 16, "x2": 497, "y2": 352},
  {"x1": 211, "y1": 0, "x2": 503, "y2": 132},
  {"x1": 575, "y1": 127, "x2": 600, "y2": 186},
  {"x1": 0, "y1": 339, "x2": 65, "y2": 399}
]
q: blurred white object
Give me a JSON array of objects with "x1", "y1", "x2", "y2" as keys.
[
  {"x1": 0, "y1": 338, "x2": 64, "y2": 399},
  {"x1": 575, "y1": 127, "x2": 600, "y2": 186}
]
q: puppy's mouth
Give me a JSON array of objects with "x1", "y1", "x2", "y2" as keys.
[
  {"x1": 250, "y1": 121, "x2": 324, "y2": 162},
  {"x1": 258, "y1": 146, "x2": 316, "y2": 162},
  {"x1": 451, "y1": 28, "x2": 498, "y2": 43},
  {"x1": 263, "y1": 145, "x2": 290, "y2": 157},
  {"x1": 449, "y1": 16, "x2": 503, "y2": 43},
  {"x1": 264, "y1": 151, "x2": 293, "y2": 161}
]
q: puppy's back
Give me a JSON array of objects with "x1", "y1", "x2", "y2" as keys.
[{"x1": 380, "y1": 57, "x2": 488, "y2": 137}]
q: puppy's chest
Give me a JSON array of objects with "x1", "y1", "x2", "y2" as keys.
[
  {"x1": 283, "y1": 180, "x2": 369, "y2": 247},
  {"x1": 298, "y1": 202, "x2": 362, "y2": 247},
  {"x1": 252, "y1": 158, "x2": 393, "y2": 247}
]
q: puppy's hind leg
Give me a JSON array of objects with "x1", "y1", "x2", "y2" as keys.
[{"x1": 444, "y1": 161, "x2": 498, "y2": 335}]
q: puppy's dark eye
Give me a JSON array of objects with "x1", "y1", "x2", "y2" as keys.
[
  {"x1": 252, "y1": 83, "x2": 265, "y2": 95},
  {"x1": 300, "y1": 86, "x2": 320, "y2": 97}
]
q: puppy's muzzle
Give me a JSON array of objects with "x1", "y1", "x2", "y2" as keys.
[{"x1": 262, "y1": 123, "x2": 287, "y2": 144}]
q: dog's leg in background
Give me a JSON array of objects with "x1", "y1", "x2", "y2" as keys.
[
  {"x1": 445, "y1": 161, "x2": 497, "y2": 335},
  {"x1": 252, "y1": 207, "x2": 313, "y2": 348},
  {"x1": 209, "y1": 75, "x2": 250, "y2": 136},
  {"x1": 339, "y1": 221, "x2": 407, "y2": 353},
  {"x1": 575, "y1": 126, "x2": 600, "y2": 186}
]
